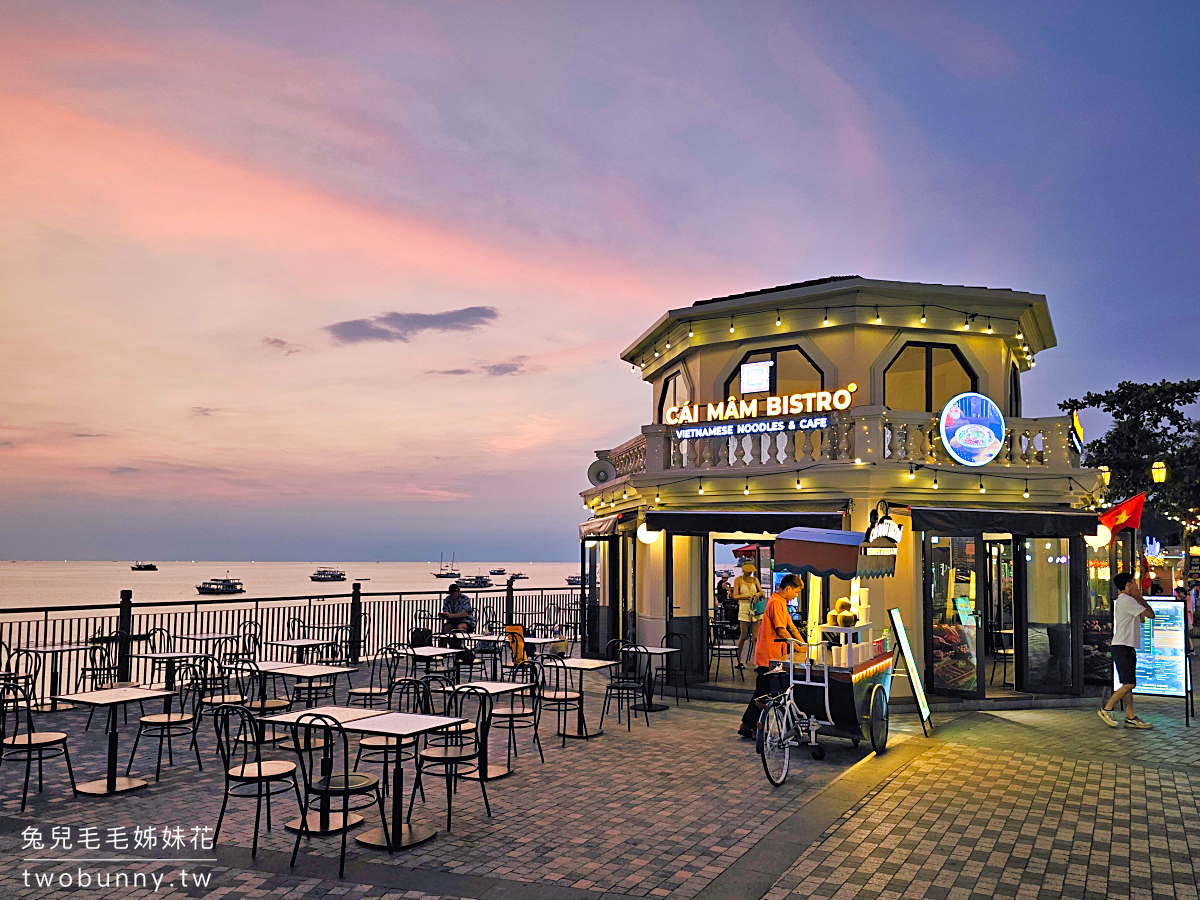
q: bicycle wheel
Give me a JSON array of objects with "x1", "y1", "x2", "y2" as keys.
[
  {"x1": 759, "y1": 701, "x2": 790, "y2": 785},
  {"x1": 869, "y1": 684, "x2": 889, "y2": 754}
]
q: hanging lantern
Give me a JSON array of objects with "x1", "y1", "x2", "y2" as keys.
[{"x1": 1152, "y1": 460, "x2": 1168, "y2": 483}]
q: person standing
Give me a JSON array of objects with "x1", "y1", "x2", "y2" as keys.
[
  {"x1": 738, "y1": 574, "x2": 806, "y2": 739},
  {"x1": 733, "y1": 559, "x2": 764, "y2": 669},
  {"x1": 1099, "y1": 572, "x2": 1155, "y2": 729}
]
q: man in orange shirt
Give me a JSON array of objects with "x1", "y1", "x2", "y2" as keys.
[{"x1": 738, "y1": 574, "x2": 806, "y2": 738}]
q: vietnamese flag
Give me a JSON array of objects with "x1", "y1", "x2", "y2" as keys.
[{"x1": 1099, "y1": 493, "x2": 1146, "y2": 532}]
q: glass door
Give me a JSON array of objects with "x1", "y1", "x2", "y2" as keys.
[
  {"x1": 926, "y1": 533, "x2": 983, "y2": 698},
  {"x1": 983, "y1": 540, "x2": 1015, "y2": 693}
]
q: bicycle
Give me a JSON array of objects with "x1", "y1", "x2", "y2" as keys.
[{"x1": 757, "y1": 637, "x2": 831, "y2": 785}]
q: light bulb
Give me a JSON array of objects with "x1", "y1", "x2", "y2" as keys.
[
  {"x1": 729, "y1": 318, "x2": 735, "y2": 334},
  {"x1": 744, "y1": 482, "x2": 750, "y2": 495},
  {"x1": 640, "y1": 360, "x2": 646, "y2": 369},
  {"x1": 1023, "y1": 480, "x2": 1030, "y2": 499},
  {"x1": 908, "y1": 465, "x2": 916, "y2": 480},
  {"x1": 697, "y1": 481, "x2": 704, "y2": 495},
  {"x1": 654, "y1": 348, "x2": 659, "y2": 358},
  {"x1": 1030, "y1": 360, "x2": 1036, "y2": 368},
  {"x1": 875, "y1": 306, "x2": 882, "y2": 325},
  {"x1": 1016, "y1": 328, "x2": 1024, "y2": 340},
  {"x1": 665, "y1": 339, "x2": 671, "y2": 349},
  {"x1": 688, "y1": 323, "x2": 694, "y2": 337},
  {"x1": 979, "y1": 477, "x2": 986, "y2": 494},
  {"x1": 963, "y1": 314, "x2": 971, "y2": 331},
  {"x1": 823, "y1": 308, "x2": 829, "y2": 326},
  {"x1": 986, "y1": 318, "x2": 993, "y2": 334},
  {"x1": 654, "y1": 488, "x2": 660, "y2": 504},
  {"x1": 775, "y1": 310, "x2": 782, "y2": 327},
  {"x1": 855, "y1": 457, "x2": 863, "y2": 465},
  {"x1": 933, "y1": 475, "x2": 939, "y2": 490},
  {"x1": 920, "y1": 306, "x2": 927, "y2": 323},
  {"x1": 622, "y1": 488, "x2": 627, "y2": 499},
  {"x1": 795, "y1": 475, "x2": 802, "y2": 490}
]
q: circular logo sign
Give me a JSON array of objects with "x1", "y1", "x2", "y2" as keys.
[{"x1": 939, "y1": 392, "x2": 1005, "y2": 467}]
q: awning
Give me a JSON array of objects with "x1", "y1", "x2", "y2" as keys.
[
  {"x1": 579, "y1": 515, "x2": 619, "y2": 539},
  {"x1": 774, "y1": 527, "x2": 865, "y2": 580},
  {"x1": 643, "y1": 509, "x2": 845, "y2": 536},
  {"x1": 908, "y1": 506, "x2": 1098, "y2": 537}
]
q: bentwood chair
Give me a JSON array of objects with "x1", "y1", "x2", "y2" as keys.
[
  {"x1": 708, "y1": 621, "x2": 742, "y2": 683},
  {"x1": 355, "y1": 678, "x2": 432, "y2": 798},
  {"x1": 77, "y1": 641, "x2": 143, "y2": 731},
  {"x1": 599, "y1": 640, "x2": 649, "y2": 731},
  {"x1": 347, "y1": 646, "x2": 402, "y2": 709},
  {"x1": 654, "y1": 633, "x2": 692, "y2": 706},
  {"x1": 408, "y1": 685, "x2": 493, "y2": 833},
  {"x1": 194, "y1": 655, "x2": 247, "y2": 748},
  {"x1": 290, "y1": 712, "x2": 391, "y2": 877},
  {"x1": 537, "y1": 654, "x2": 581, "y2": 748},
  {"x1": 0, "y1": 681, "x2": 77, "y2": 811},
  {"x1": 213, "y1": 704, "x2": 301, "y2": 860},
  {"x1": 125, "y1": 661, "x2": 204, "y2": 781},
  {"x1": 4, "y1": 649, "x2": 42, "y2": 707},
  {"x1": 493, "y1": 659, "x2": 543, "y2": 764}
]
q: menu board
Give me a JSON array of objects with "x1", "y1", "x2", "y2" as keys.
[
  {"x1": 888, "y1": 607, "x2": 931, "y2": 726},
  {"x1": 1113, "y1": 599, "x2": 1188, "y2": 697}
]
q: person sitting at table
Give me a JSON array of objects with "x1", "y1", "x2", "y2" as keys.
[{"x1": 441, "y1": 584, "x2": 475, "y2": 633}]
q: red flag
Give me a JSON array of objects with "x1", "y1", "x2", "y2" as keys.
[{"x1": 1099, "y1": 493, "x2": 1145, "y2": 532}]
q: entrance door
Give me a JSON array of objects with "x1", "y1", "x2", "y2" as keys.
[
  {"x1": 925, "y1": 533, "x2": 983, "y2": 698},
  {"x1": 983, "y1": 540, "x2": 1015, "y2": 693}
]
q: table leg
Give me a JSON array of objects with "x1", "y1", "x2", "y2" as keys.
[
  {"x1": 558, "y1": 671, "x2": 598, "y2": 739},
  {"x1": 163, "y1": 660, "x2": 177, "y2": 716},
  {"x1": 464, "y1": 704, "x2": 509, "y2": 781},
  {"x1": 631, "y1": 654, "x2": 670, "y2": 714},
  {"x1": 357, "y1": 735, "x2": 437, "y2": 849},
  {"x1": 76, "y1": 704, "x2": 148, "y2": 795},
  {"x1": 293, "y1": 647, "x2": 304, "y2": 664},
  {"x1": 285, "y1": 733, "x2": 360, "y2": 835}
]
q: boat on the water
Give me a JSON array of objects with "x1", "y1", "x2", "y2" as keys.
[
  {"x1": 489, "y1": 567, "x2": 507, "y2": 575},
  {"x1": 196, "y1": 577, "x2": 244, "y2": 595},
  {"x1": 131, "y1": 561, "x2": 158, "y2": 571},
  {"x1": 310, "y1": 567, "x2": 347, "y2": 582},
  {"x1": 454, "y1": 574, "x2": 493, "y2": 588},
  {"x1": 432, "y1": 552, "x2": 461, "y2": 579},
  {"x1": 511, "y1": 571, "x2": 528, "y2": 580},
  {"x1": 565, "y1": 574, "x2": 591, "y2": 587}
]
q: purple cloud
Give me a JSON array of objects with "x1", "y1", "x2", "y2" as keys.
[{"x1": 326, "y1": 306, "x2": 498, "y2": 344}]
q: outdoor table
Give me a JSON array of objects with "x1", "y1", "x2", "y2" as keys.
[
  {"x1": 52, "y1": 687, "x2": 176, "y2": 795},
  {"x1": 621, "y1": 646, "x2": 679, "y2": 713},
  {"x1": 455, "y1": 634, "x2": 505, "y2": 680},
  {"x1": 456, "y1": 680, "x2": 532, "y2": 781},
  {"x1": 128, "y1": 651, "x2": 205, "y2": 713},
  {"x1": 558, "y1": 658, "x2": 618, "y2": 738},
  {"x1": 273, "y1": 663, "x2": 358, "y2": 708},
  {"x1": 176, "y1": 633, "x2": 235, "y2": 644},
  {"x1": 399, "y1": 646, "x2": 463, "y2": 679},
  {"x1": 267, "y1": 638, "x2": 333, "y2": 664},
  {"x1": 23, "y1": 644, "x2": 92, "y2": 712},
  {"x1": 259, "y1": 706, "x2": 391, "y2": 835},
  {"x1": 345, "y1": 711, "x2": 466, "y2": 851},
  {"x1": 249, "y1": 660, "x2": 303, "y2": 673}
]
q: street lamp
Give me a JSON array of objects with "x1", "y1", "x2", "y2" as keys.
[
  {"x1": 1098, "y1": 465, "x2": 1111, "y2": 486},
  {"x1": 1152, "y1": 460, "x2": 1167, "y2": 484}
]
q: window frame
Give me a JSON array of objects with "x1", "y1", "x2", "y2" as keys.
[
  {"x1": 883, "y1": 341, "x2": 978, "y2": 412},
  {"x1": 723, "y1": 345, "x2": 825, "y2": 398},
  {"x1": 1009, "y1": 364, "x2": 1022, "y2": 417},
  {"x1": 658, "y1": 370, "x2": 690, "y2": 423}
]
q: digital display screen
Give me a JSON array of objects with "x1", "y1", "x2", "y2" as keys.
[
  {"x1": 888, "y1": 607, "x2": 931, "y2": 723},
  {"x1": 1115, "y1": 598, "x2": 1188, "y2": 698}
]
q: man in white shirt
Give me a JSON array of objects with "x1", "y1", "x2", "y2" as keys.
[{"x1": 1099, "y1": 572, "x2": 1156, "y2": 729}]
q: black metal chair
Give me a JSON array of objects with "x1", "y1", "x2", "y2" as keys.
[
  {"x1": 143, "y1": 627, "x2": 174, "y2": 688},
  {"x1": 407, "y1": 685, "x2": 492, "y2": 833},
  {"x1": 494, "y1": 659, "x2": 543, "y2": 764},
  {"x1": 654, "y1": 633, "x2": 692, "y2": 706},
  {"x1": 125, "y1": 661, "x2": 204, "y2": 781},
  {"x1": 0, "y1": 681, "x2": 77, "y2": 811},
  {"x1": 708, "y1": 621, "x2": 742, "y2": 682},
  {"x1": 77, "y1": 640, "x2": 142, "y2": 731},
  {"x1": 499, "y1": 631, "x2": 527, "y2": 680},
  {"x1": 4, "y1": 648, "x2": 42, "y2": 707},
  {"x1": 194, "y1": 655, "x2": 246, "y2": 748},
  {"x1": 599, "y1": 640, "x2": 649, "y2": 731},
  {"x1": 290, "y1": 712, "x2": 391, "y2": 876},
  {"x1": 347, "y1": 646, "x2": 402, "y2": 708},
  {"x1": 538, "y1": 653, "x2": 582, "y2": 748},
  {"x1": 213, "y1": 704, "x2": 301, "y2": 860},
  {"x1": 355, "y1": 678, "x2": 431, "y2": 797}
]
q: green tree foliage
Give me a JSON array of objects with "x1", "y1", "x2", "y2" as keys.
[{"x1": 1060, "y1": 379, "x2": 1200, "y2": 528}]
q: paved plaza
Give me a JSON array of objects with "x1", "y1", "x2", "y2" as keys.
[{"x1": 1, "y1": 679, "x2": 1198, "y2": 899}]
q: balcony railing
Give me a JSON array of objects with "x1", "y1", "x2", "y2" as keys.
[{"x1": 595, "y1": 408, "x2": 1081, "y2": 478}]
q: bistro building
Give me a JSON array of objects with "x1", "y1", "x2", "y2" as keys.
[{"x1": 578, "y1": 277, "x2": 1106, "y2": 704}]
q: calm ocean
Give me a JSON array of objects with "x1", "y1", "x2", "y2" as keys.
[{"x1": 0, "y1": 560, "x2": 579, "y2": 610}]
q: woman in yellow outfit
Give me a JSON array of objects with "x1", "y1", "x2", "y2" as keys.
[{"x1": 733, "y1": 558, "x2": 764, "y2": 669}]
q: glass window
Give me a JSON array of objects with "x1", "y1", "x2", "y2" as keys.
[
  {"x1": 724, "y1": 347, "x2": 822, "y2": 398},
  {"x1": 1009, "y1": 365, "x2": 1022, "y2": 417},
  {"x1": 1084, "y1": 542, "x2": 1112, "y2": 686},
  {"x1": 884, "y1": 343, "x2": 977, "y2": 412},
  {"x1": 658, "y1": 371, "x2": 690, "y2": 422},
  {"x1": 929, "y1": 535, "x2": 979, "y2": 693},
  {"x1": 1024, "y1": 538, "x2": 1073, "y2": 693}
]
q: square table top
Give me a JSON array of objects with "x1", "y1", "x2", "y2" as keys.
[
  {"x1": 267, "y1": 638, "x2": 333, "y2": 648},
  {"x1": 23, "y1": 644, "x2": 94, "y2": 654},
  {"x1": 53, "y1": 687, "x2": 176, "y2": 707},
  {"x1": 128, "y1": 651, "x2": 206, "y2": 660},
  {"x1": 259, "y1": 705, "x2": 384, "y2": 726},
  {"x1": 340, "y1": 711, "x2": 466, "y2": 739},
  {"x1": 621, "y1": 646, "x2": 680, "y2": 656},
  {"x1": 273, "y1": 664, "x2": 358, "y2": 678},
  {"x1": 456, "y1": 633, "x2": 505, "y2": 642},
  {"x1": 176, "y1": 633, "x2": 235, "y2": 642},
  {"x1": 457, "y1": 680, "x2": 533, "y2": 696},
  {"x1": 560, "y1": 658, "x2": 620, "y2": 671},
  {"x1": 403, "y1": 646, "x2": 463, "y2": 659},
  {"x1": 249, "y1": 660, "x2": 304, "y2": 673},
  {"x1": 521, "y1": 636, "x2": 566, "y2": 646}
]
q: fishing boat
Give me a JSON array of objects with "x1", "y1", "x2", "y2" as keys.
[
  {"x1": 565, "y1": 574, "x2": 592, "y2": 587},
  {"x1": 131, "y1": 561, "x2": 158, "y2": 571},
  {"x1": 511, "y1": 571, "x2": 528, "y2": 580},
  {"x1": 454, "y1": 574, "x2": 493, "y2": 588},
  {"x1": 310, "y1": 567, "x2": 347, "y2": 582},
  {"x1": 196, "y1": 577, "x2": 244, "y2": 595},
  {"x1": 489, "y1": 567, "x2": 507, "y2": 575},
  {"x1": 432, "y1": 553, "x2": 461, "y2": 579}
]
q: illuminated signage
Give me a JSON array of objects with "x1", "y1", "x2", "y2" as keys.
[
  {"x1": 866, "y1": 517, "x2": 903, "y2": 544},
  {"x1": 939, "y1": 391, "x2": 1006, "y2": 467},
  {"x1": 665, "y1": 383, "x2": 858, "y2": 426},
  {"x1": 1116, "y1": 598, "x2": 1188, "y2": 698},
  {"x1": 887, "y1": 607, "x2": 931, "y2": 726},
  {"x1": 676, "y1": 417, "x2": 829, "y2": 440},
  {"x1": 740, "y1": 360, "x2": 773, "y2": 393}
]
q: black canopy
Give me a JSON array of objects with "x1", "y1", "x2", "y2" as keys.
[
  {"x1": 643, "y1": 509, "x2": 845, "y2": 536},
  {"x1": 908, "y1": 506, "x2": 1098, "y2": 537}
]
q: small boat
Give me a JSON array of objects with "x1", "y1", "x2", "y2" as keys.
[
  {"x1": 310, "y1": 567, "x2": 347, "y2": 582},
  {"x1": 489, "y1": 567, "x2": 507, "y2": 575},
  {"x1": 565, "y1": 574, "x2": 586, "y2": 586},
  {"x1": 196, "y1": 577, "x2": 244, "y2": 595},
  {"x1": 131, "y1": 561, "x2": 158, "y2": 571},
  {"x1": 511, "y1": 571, "x2": 528, "y2": 580},
  {"x1": 454, "y1": 574, "x2": 493, "y2": 588},
  {"x1": 432, "y1": 552, "x2": 461, "y2": 579}
]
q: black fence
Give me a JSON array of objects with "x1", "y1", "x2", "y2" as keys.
[{"x1": 0, "y1": 583, "x2": 583, "y2": 705}]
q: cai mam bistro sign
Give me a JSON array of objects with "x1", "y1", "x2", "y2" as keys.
[{"x1": 666, "y1": 383, "x2": 859, "y2": 439}]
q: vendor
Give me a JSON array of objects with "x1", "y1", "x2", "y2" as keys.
[
  {"x1": 733, "y1": 559, "x2": 764, "y2": 669},
  {"x1": 738, "y1": 573, "x2": 805, "y2": 739}
]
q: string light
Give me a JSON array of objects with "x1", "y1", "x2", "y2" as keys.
[
  {"x1": 653, "y1": 347, "x2": 659, "y2": 358},
  {"x1": 795, "y1": 474, "x2": 802, "y2": 490},
  {"x1": 729, "y1": 317, "x2": 735, "y2": 334},
  {"x1": 823, "y1": 308, "x2": 829, "y2": 326},
  {"x1": 622, "y1": 487, "x2": 628, "y2": 500},
  {"x1": 688, "y1": 322, "x2": 694, "y2": 337},
  {"x1": 1030, "y1": 360, "x2": 1036, "y2": 368},
  {"x1": 654, "y1": 486, "x2": 660, "y2": 504},
  {"x1": 875, "y1": 306, "x2": 882, "y2": 325},
  {"x1": 920, "y1": 306, "x2": 927, "y2": 323},
  {"x1": 1016, "y1": 326, "x2": 1024, "y2": 340},
  {"x1": 908, "y1": 464, "x2": 916, "y2": 480},
  {"x1": 1023, "y1": 480, "x2": 1030, "y2": 499},
  {"x1": 986, "y1": 318, "x2": 993, "y2": 334},
  {"x1": 639, "y1": 360, "x2": 646, "y2": 369},
  {"x1": 697, "y1": 479, "x2": 704, "y2": 495},
  {"x1": 1069, "y1": 480, "x2": 1074, "y2": 495},
  {"x1": 979, "y1": 476, "x2": 986, "y2": 494},
  {"x1": 744, "y1": 479, "x2": 750, "y2": 495},
  {"x1": 665, "y1": 338, "x2": 671, "y2": 350},
  {"x1": 775, "y1": 310, "x2": 782, "y2": 327},
  {"x1": 932, "y1": 474, "x2": 939, "y2": 489},
  {"x1": 963, "y1": 313, "x2": 971, "y2": 331}
]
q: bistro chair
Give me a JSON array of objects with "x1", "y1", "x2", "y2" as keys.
[
  {"x1": 407, "y1": 685, "x2": 493, "y2": 833},
  {"x1": 3, "y1": 648, "x2": 42, "y2": 707},
  {"x1": 125, "y1": 661, "x2": 204, "y2": 782},
  {"x1": 493, "y1": 659, "x2": 543, "y2": 765},
  {"x1": 989, "y1": 620, "x2": 1015, "y2": 688},
  {"x1": 708, "y1": 621, "x2": 742, "y2": 683},
  {"x1": 290, "y1": 712, "x2": 391, "y2": 877},
  {"x1": 193, "y1": 655, "x2": 247, "y2": 747},
  {"x1": 653, "y1": 633, "x2": 692, "y2": 706},
  {"x1": 231, "y1": 660, "x2": 292, "y2": 720},
  {"x1": 537, "y1": 654, "x2": 581, "y2": 749},
  {"x1": 599, "y1": 640, "x2": 649, "y2": 732},
  {"x1": 227, "y1": 621, "x2": 262, "y2": 665},
  {"x1": 143, "y1": 627, "x2": 174, "y2": 687},
  {"x1": 355, "y1": 677, "x2": 432, "y2": 798},
  {"x1": 285, "y1": 617, "x2": 308, "y2": 641},
  {"x1": 0, "y1": 681, "x2": 77, "y2": 811},
  {"x1": 77, "y1": 640, "x2": 143, "y2": 731},
  {"x1": 347, "y1": 646, "x2": 402, "y2": 708},
  {"x1": 213, "y1": 704, "x2": 301, "y2": 860},
  {"x1": 500, "y1": 628, "x2": 527, "y2": 679}
]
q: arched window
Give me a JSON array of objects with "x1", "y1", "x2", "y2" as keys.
[
  {"x1": 724, "y1": 346, "x2": 823, "y2": 398},
  {"x1": 1009, "y1": 365, "x2": 1022, "y2": 417},
  {"x1": 883, "y1": 342, "x2": 976, "y2": 412},
  {"x1": 658, "y1": 370, "x2": 691, "y2": 422}
]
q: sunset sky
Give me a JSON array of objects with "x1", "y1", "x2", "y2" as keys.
[{"x1": 1, "y1": 2, "x2": 1197, "y2": 560}]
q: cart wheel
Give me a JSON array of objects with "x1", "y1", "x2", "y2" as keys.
[
  {"x1": 851, "y1": 739, "x2": 860, "y2": 747},
  {"x1": 811, "y1": 744, "x2": 825, "y2": 760},
  {"x1": 869, "y1": 684, "x2": 889, "y2": 754},
  {"x1": 759, "y1": 702, "x2": 790, "y2": 786}
]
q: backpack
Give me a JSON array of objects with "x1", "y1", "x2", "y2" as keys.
[{"x1": 410, "y1": 627, "x2": 433, "y2": 648}]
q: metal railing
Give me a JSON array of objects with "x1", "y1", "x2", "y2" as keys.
[{"x1": 0, "y1": 584, "x2": 582, "y2": 706}]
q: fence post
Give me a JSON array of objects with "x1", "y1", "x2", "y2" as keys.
[
  {"x1": 349, "y1": 583, "x2": 362, "y2": 663},
  {"x1": 117, "y1": 590, "x2": 133, "y2": 683},
  {"x1": 505, "y1": 577, "x2": 515, "y2": 626}
]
